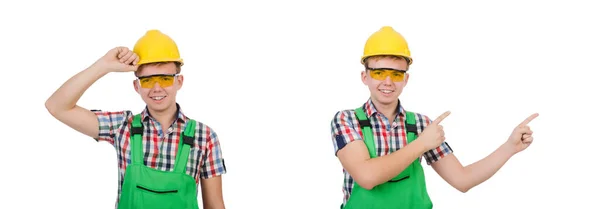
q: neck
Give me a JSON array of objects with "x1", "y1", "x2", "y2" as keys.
[
  {"x1": 148, "y1": 104, "x2": 178, "y2": 128},
  {"x1": 372, "y1": 98, "x2": 399, "y2": 120}
]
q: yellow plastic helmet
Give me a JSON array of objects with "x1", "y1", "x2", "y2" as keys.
[
  {"x1": 133, "y1": 30, "x2": 184, "y2": 66},
  {"x1": 361, "y1": 26, "x2": 412, "y2": 65}
]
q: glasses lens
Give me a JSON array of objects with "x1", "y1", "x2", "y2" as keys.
[
  {"x1": 369, "y1": 69, "x2": 405, "y2": 82},
  {"x1": 139, "y1": 75, "x2": 175, "y2": 88}
]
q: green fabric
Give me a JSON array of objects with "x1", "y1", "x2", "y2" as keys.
[
  {"x1": 343, "y1": 107, "x2": 433, "y2": 209},
  {"x1": 117, "y1": 114, "x2": 200, "y2": 209}
]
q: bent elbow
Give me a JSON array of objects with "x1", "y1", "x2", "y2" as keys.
[
  {"x1": 45, "y1": 98, "x2": 69, "y2": 117},
  {"x1": 353, "y1": 175, "x2": 377, "y2": 190},
  {"x1": 456, "y1": 184, "x2": 471, "y2": 193},
  {"x1": 45, "y1": 100, "x2": 57, "y2": 116},
  {"x1": 355, "y1": 181, "x2": 375, "y2": 190}
]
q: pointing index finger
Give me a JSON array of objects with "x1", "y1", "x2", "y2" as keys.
[
  {"x1": 519, "y1": 113, "x2": 539, "y2": 127},
  {"x1": 432, "y1": 111, "x2": 451, "y2": 125}
]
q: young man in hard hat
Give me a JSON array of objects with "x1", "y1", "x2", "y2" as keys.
[
  {"x1": 45, "y1": 30, "x2": 227, "y2": 209},
  {"x1": 330, "y1": 26, "x2": 538, "y2": 209}
]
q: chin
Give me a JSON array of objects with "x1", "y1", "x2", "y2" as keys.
[
  {"x1": 149, "y1": 105, "x2": 168, "y2": 112},
  {"x1": 375, "y1": 94, "x2": 399, "y2": 105},
  {"x1": 143, "y1": 100, "x2": 172, "y2": 112}
]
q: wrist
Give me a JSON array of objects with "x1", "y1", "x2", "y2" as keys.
[
  {"x1": 411, "y1": 139, "x2": 428, "y2": 154},
  {"x1": 500, "y1": 142, "x2": 516, "y2": 157},
  {"x1": 88, "y1": 62, "x2": 111, "y2": 76}
]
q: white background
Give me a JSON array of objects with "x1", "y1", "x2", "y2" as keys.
[{"x1": 1, "y1": 0, "x2": 599, "y2": 208}]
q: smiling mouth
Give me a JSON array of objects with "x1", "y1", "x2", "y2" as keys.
[
  {"x1": 151, "y1": 96, "x2": 166, "y2": 101},
  {"x1": 379, "y1": 89, "x2": 394, "y2": 93}
]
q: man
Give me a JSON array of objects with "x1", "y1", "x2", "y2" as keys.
[
  {"x1": 45, "y1": 30, "x2": 227, "y2": 209},
  {"x1": 330, "y1": 26, "x2": 538, "y2": 209}
]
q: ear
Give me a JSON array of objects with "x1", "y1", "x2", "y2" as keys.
[
  {"x1": 133, "y1": 79, "x2": 140, "y2": 93},
  {"x1": 403, "y1": 73, "x2": 410, "y2": 87},
  {"x1": 176, "y1": 75, "x2": 184, "y2": 90},
  {"x1": 361, "y1": 71, "x2": 368, "y2": 85}
]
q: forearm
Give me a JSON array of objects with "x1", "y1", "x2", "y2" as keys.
[
  {"x1": 462, "y1": 143, "x2": 514, "y2": 191},
  {"x1": 45, "y1": 64, "x2": 108, "y2": 113},
  {"x1": 361, "y1": 140, "x2": 427, "y2": 189},
  {"x1": 202, "y1": 193, "x2": 225, "y2": 209}
]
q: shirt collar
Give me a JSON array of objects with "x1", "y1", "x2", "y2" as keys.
[
  {"x1": 363, "y1": 97, "x2": 406, "y2": 118},
  {"x1": 140, "y1": 103, "x2": 187, "y2": 123}
]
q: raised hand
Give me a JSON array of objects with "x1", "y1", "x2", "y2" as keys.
[
  {"x1": 506, "y1": 113, "x2": 539, "y2": 154},
  {"x1": 418, "y1": 111, "x2": 451, "y2": 151},
  {"x1": 93, "y1": 46, "x2": 139, "y2": 73}
]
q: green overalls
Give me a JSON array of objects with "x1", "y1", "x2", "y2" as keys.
[
  {"x1": 343, "y1": 107, "x2": 433, "y2": 209},
  {"x1": 117, "y1": 114, "x2": 200, "y2": 209}
]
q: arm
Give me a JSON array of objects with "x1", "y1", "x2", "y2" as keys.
[
  {"x1": 200, "y1": 176, "x2": 225, "y2": 209},
  {"x1": 332, "y1": 110, "x2": 428, "y2": 190},
  {"x1": 44, "y1": 47, "x2": 138, "y2": 138},
  {"x1": 431, "y1": 144, "x2": 513, "y2": 193},
  {"x1": 199, "y1": 128, "x2": 227, "y2": 209},
  {"x1": 45, "y1": 63, "x2": 110, "y2": 138},
  {"x1": 337, "y1": 138, "x2": 428, "y2": 190},
  {"x1": 431, "y1": 113, "x2": 537, "y2": 193}
]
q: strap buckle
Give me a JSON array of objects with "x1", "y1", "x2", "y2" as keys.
[
  {"x1": 358, "y1": 119, "x2": 371, "y2": 128},
  {"x1": 405, "y1": 124, "x2": 418, "y2": 134},
  {"x1": 183, "y1": 135, "x2": 194, "y2": 146},
  {"x1": 131, "y1": 126, "x2": 143, "y2": 135}
]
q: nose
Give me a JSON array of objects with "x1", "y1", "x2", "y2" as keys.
[
  {"x1": 382, "y1": 75, "x2": 393, "y2": 85},
  {"x1": 152, "y1": 81, "x2": 162, "y2": 91}
]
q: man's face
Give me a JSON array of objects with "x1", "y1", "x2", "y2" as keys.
[
  {"x1": 361, "y1": 57, "x2": 409, "y2": 106},
  {"x1": 133, "y1": 62, "x2": 183, "y2": 112}
]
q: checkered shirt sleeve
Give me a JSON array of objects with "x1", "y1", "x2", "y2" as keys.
[
  {"x1": 199, "y1": 125, "x2": 227, "y2": 179},
  {"x1": 331, "y1": 110, "x2": 363, "y2": 156},
  {"x1": 92, "y1": 110, "x2": 131, "y2": 145}
]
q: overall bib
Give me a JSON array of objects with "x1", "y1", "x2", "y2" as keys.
[
  {"x1": 343, "y1": 108, "x2": 433, "y2": 209},
  {"x1": 117, "y1": 114, "x2": 200, "y2": 209}
]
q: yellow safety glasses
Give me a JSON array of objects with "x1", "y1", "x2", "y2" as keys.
[
  {"x1": 367, "y1": 68, "x2": 407, "y2": 82},
  {"x1": 137, "y1": 74, "x2": 178, "y2": 89}
]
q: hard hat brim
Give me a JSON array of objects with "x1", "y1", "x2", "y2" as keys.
[
  {"x1": 361, "y1": 54, "x2": 413, "y2": 65},
  {"x1": 137, "y1": 58, "x2": 184, "y2": 66}
]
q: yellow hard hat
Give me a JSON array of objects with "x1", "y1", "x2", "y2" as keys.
[
  {"x1": 361, "y1": 26, "x2": 412, "y2": 65},
  {"x1": 133, "y1": 30, "x2": 184, "y2": 66}
]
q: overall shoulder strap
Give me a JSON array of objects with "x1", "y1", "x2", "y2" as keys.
[
  {"x1": 404, "y1": 111, "x2": 418, "y2": 143},
  {"x1": 354, "y1": 107, "x2": 377, "y2": 158},
  {"x1": 130, "y1": 114, "x2": 144, "y2": 165},
  {"x1": 174, "y1": 119, "x2": 196, "y2": 174}
]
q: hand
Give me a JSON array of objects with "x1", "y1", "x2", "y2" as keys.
[
  {"x1": 417, "y1": 111, "x2": 451, "y2": 151},
  {"x1": 93, "y1": 46, "x2": 139, "y2": 73},
  {"x1": 505, "y1": 113, "x2": 539, "y2": 154}
]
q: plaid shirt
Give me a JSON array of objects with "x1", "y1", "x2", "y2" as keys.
[
  {"x1": 330, "y1": 98, "x2": 453, "y2": 207},
  {"x1": 92, "y1": 103, "x2": 226, "y2": 207}
]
